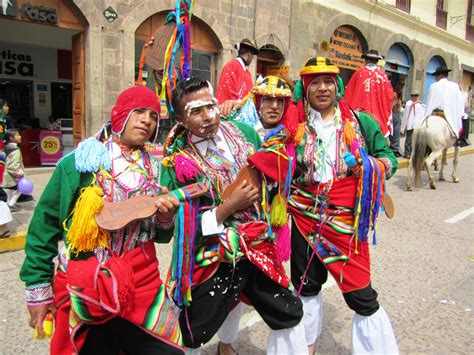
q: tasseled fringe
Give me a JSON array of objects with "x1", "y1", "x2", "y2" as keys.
[
  {"x1": 270, "y1": 194, "x2": 287, "y2": 227},
  {"x1": 294, "y1": 123, "x2": 305, "y2": 146},
  {"x1": 343, "y1": 119, "x2": 356, "y2": 147},
  {"x1": 75, "y1": 137, "x2": 112, "y2": 173},
  {"x1": 170, "y1": 199, "x2": 198, "y2": 307},
  {"x1": 292, "y1": 80, "x2": 304, "y2": 102},
  {"x1": 66, "y1": 186, "x2": 109, "y2": 254},
  {"x1": 274, "y1": 224, "x2": 291, "y2": 262},
  {"x1": 353, "y1": 148, "x2": 384, "y2": 252},
  {"x1": 174, "y1": 155, "x2": 201, "y2": 183}
]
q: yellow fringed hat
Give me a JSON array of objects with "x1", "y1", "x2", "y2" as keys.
[
  {"x1": 299, "y1": 56, "x2": 340, "y2": 76},
  {"x1": 252, "y1": 76, "x2": 292, "y2": 98}
]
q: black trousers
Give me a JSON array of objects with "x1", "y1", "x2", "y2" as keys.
[
  {"x1": 179, "y1": 260, "x2": 303, "y2": 348},
  {"x1": 290, "y1": 222, "x2": 379, "y2": 317},
  {"x1": 80, "y1": 317, "x2": 184, "y2": 355}
]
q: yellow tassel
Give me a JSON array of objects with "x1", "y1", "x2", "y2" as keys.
[
  {"x1": 66, "y1": 185, "x2": 109, "y2": 253},
  {"x1": 294, "y1": 123, "x2": 305, "y2": 145},
  {"x1": 270, "y1": 194, "x2": 287, "y2": 227},
  {"x1": 162, "y1": 156, "x2": 174, "y2": 168},
  {"x1": 343, "y1": 120, "x2": 356, "y2": 146}
]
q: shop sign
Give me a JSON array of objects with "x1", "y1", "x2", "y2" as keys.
[
  {"x1": 103, "y1": 6, "x2": 118, "y2": 23},
  {"x1": 40, "y1": 131, "x2": 63, "y2": 165},
  {"x1": 20, "y1": 3, "x2": 57, "y2": 24},
  {"x1": 0, "y1": 49, "x2": 34, "y2": 77},
  {"x1": 328, "y1": 26, "x2": 364, "y2": 71},
  {"x1": 266, "y1": 66, "x2": 290, "y2": 77},
  {"x1": 1, "y1": 0, "x2": 17, "y2": 16}
]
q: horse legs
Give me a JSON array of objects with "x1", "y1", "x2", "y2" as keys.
[
  {"x1": 439, "y1": 148, "x2": 448, "y2": 181},
  {"x1": 407, "y1": 157, "x2": 414, "y2": 191},
  {"x1": 452, "y1": 145, "x2": 460, "y2": 183},
  {"x1": 425, "y1": 149, "x2": 442, "y2": 189}
]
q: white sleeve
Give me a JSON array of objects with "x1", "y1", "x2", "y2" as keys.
[{"x1": 201, "y1": 208, "x2": 225, "y2": 236}]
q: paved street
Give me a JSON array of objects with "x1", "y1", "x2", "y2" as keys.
[{"x1": 0, "y1": 153, "x2": 473, "y2": 355}]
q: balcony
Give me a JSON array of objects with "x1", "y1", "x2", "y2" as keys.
[{"x1": 436, "y1": 7, "x2": 447, "y2": 30}]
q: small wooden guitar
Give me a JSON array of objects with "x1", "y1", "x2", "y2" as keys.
[
  {"x1": 95, "y1": 182, "x2": 208, "y2": 231},
  {"x1": 221, "y1": 165, "x2": 260, "y2": 201}
]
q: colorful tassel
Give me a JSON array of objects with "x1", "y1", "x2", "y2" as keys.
[
  {"x1": 292, "y1": 80, "x2": 304, "y2": 102},
  {"x1": 270, "y1": 194, "x2": 287, "y2": 227},
  {"x1": 174, "y1": 154, "x2": 201, "y2": 182},
  {"x1": 352, "y1": 148, "x2": 384, "y2": 250},
  {"x1": 75, "y1": 137, "x2": 112, "y2": 173},
  {"x1": 159, "y1": 1, "x2": 194, "y2": 117},
  {"x1": 66, "y1": 185, "x2": 109, "y2": 254},
  {"x1": 169, "y1": 195, "x2": 198, "y2": 307},
  {"x1": 274, "y1": 224, "x2": 291, "y2": 262},
  {"x1": 294, "y1": 123, "x2": 305, "y2": 145}
]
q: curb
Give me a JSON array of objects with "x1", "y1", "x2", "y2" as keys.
[
  {"x1": 397, "y1": 146, "x2": 474, "y2": 169},
  {"x1": 0, "y1": 230, "x2": 26, "y2": 253}
]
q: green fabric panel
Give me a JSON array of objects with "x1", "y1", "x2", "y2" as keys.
[
  {"x1": 19, "y1": 154, "x2": 91, "y2": 287},
  {"x1": 230, "y1": 120, "x2": 262, "y2": 151},
  {"x1": 357, "y1": 112, "x2": 398, "y2": 178}
]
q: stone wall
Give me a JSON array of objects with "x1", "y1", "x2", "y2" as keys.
[{"x1": 71, "y1": 0, "x2": 466, "y2": 135}]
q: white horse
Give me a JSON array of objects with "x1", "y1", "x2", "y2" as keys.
[{"x1": 406, "y1": 115, "x2": 460, "y2": 190}]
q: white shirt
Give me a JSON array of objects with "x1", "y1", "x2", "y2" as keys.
[
  {"x1": 253, "y1": 120, "x2": 273, "y2": 140},
  {"x1": 109, "y1": 141, "x2": 146, "y2": 189},
  {"x1": 424, "y1": 78, "x2": 466, "y2": 136},
  {"x1": 236, "y1": 56, "x2": 247, "y2": 71},
  {"x1": 401, "y1": 100, "x2": 426, "y2": 132},
  {"x1": 308, "y1": 107, "x2": 341, "y2": 183}
]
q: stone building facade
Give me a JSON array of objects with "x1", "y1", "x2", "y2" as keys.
[{"x1": 1, "y1": 0, "x2": 472, "y2": 145}]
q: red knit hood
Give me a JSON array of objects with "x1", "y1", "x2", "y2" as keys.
[{"x1": 110, "y1": 85, "x2": 161, "y2": 142}]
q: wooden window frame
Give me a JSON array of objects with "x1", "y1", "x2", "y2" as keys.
[{"x1": 396, "y1": 0, "x2": 411, "y2": 13}]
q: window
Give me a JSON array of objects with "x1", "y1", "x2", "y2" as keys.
[
  {"x1": 469, "y1": 0, "x2": 474, "y2": 25},
  {"x1": 467, "y1": 0, "x2": 474, "y2": 41},
  {"x1": 436, "y1": 0, "x2": 448, "y2": 29},
  {"x1": 396, "y1": 0, "x2": 410, "y2": 12}
]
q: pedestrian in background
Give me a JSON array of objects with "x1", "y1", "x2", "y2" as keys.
[
  {"x1": 345, "y1": 49, "x2": 395, "y2": 138},
  {"x1": 458, "y1": 85, "x2": 472, "y2": 147},
  {"x1": 401, "y1": 91, "x2": 425, "y2": 158},
  {"x1": 424, "y1": 66, "x2": 466, "y2": 139},
  {"x1": 390, "y1": 91, "x2": 402, "y2": 157},
  {"x1": 216, "y1": 39, "x2": 258, "y2": 104},
  {"x1": 2, "y1": 129, "x2": 24, "y2": 212},
  {"x1": 0, "y1": 98, "x2": 9, "y2": 185},
  {"x1": 0, "y1": 200, "x2": 12, "y2": 238}
]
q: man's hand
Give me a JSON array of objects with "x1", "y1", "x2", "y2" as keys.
[
  {"x1": 219, "y1": 100, "x2": 242, "y2": 117},
  {"x1": 28, "y1": 304, "x2": 55, "y2": 339},
  {"x1": 155, "y1": 187, "x2": 180, "y2": 222},
  {"x1": 216, "y1": 180, "x2": 259, "y2": 224}
]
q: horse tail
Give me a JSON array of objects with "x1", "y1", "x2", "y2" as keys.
[{"x1": 411, "y1": 124, "x2": 429, "y2": 172}]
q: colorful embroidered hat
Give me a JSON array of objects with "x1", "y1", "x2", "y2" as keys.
[
  {"x1": 110, "y1": 85, "x2": 161, "y2": 142},
  {"x1": 299, "y1": 56, "x2": 344, "y2": 99},
  {"x1": 252, "y1": 76, "x2": 292, "y2": 116}
]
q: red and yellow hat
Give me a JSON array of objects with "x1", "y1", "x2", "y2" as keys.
[
  {"x1": 299, "y1": 57, "x2": 344, "y2": 98},
  {"x1": 252, "y1": 76, "x2": 292, "y2": 116}
]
